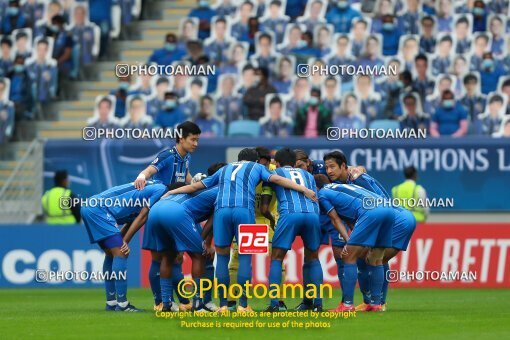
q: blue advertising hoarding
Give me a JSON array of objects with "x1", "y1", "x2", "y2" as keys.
[
  {"x1": 43, "y1": 137, "x2": 510, "y2": 211},
  {"x1": 0, "y1": 225, "x2": 141, "y2": 287}
]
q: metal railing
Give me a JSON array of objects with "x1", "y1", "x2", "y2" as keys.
[{"x1": 0, "y1": 139, "x2": 43, "y2": 223}]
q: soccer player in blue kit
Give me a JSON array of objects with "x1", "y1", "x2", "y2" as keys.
[
  {"x1": 143, "y1": 162, "x2": 224, "y2": 312},
  {"x1": 134, "y1": 121, "x2": 201, "y2": 311},
  {"x1": 81, "y1": 180, "x2": 168, "y2": 312},
  {"x1": 325, "y1": 151, "x2": 417, "y2": 312},
  {"x1": 318, "y1": 151, "x2": 395, "y2": 312},
  {"x1": 166, "y1": 148, "x2": 317, "y2": 312},
  {"x1": 264, "y1": 148, "x2": 323, "y2": 312}
]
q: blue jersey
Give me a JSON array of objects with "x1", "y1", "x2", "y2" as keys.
[
  {"x1": 318, "y1": 183, "x2": 382, "y2": 225},
  {"x1": 165, "y1": 186, "x2": 218, "y2": 223},
  {"x1": 271, "y1": 166, "x2": 319, "y2": 214},
  {"x1": 311, "y1": 160, "x2": 327, "y2": 175},
  {"x1": 347, "y1": 174, "x2": 390, "y2": 199},
  {"x1": 150, "y1": 146, "x2": 190, "y2": 185},
  {"x1": 202, "y1": 161, "x2": 273, "y2": 210},
  {"x1": 92, "y1": 181, "x2": 167, "y2": 224}
]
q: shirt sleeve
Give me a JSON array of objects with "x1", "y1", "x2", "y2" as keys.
[
  {"x1": 417, "y1": 186, "x2": 430, "y2": 217},
  {"x1": 258, "y1": 163, "x2": 273, "y2": 182},
  {"x1": 319, "y1": 190, "x2": 334, "y2": 214},
  {"x1": 150, "y1": 152, "x2": 173, "y2": 173},
  {"x1": 202, "y1": 169, "x2": 220, "y2": 188}
]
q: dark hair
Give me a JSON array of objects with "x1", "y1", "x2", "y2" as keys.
[
  {"x1": 15, "y1": 31, "x2": 28, "y2": 40},
  {"x1": 98, "y1": 97, "x2": 112, "y2": 107},
  {"x1": 314, "y1": 174, "x2": 331, "y2": 189},
  {"x1": 269, "y1": 96, "x2": 282, "y2": 107},
  {"x1": 156, "y1": 77, "x2": 170, "y2": 86},
  {"x1": 475, "y1": 33, "x2": 489, "y2": 43},
  {"x1": 0, "y1": 37, "x2": 12, "y2": 47},
  {"x1": 37, "y1": 39, "x2": 49, "y2": 47},
  {"x1": 415, "y1": 53, "x2": 428, "y2": 64},
  {"x1": 439, "y1": 35, "x2": 453, "y2": 44},
  {"x1": 255, "y1": 146, "x2": 272, "y2": 162},
  {"x1": 215, "y1": 18, "x2": 227, "y2": 25},
  {"x1": 502, "y1": 79, "x2": 510, "y2": 88},
  {"x1": 455, "y1": 17, "x2": 469, "y2": 26},
  {"x1": 258, "y1": 32, "x2": 272, "y2": 43},
  {"x1": 52, "y1": 14, "x2": 66, "y2": 25},
  {"x1": 191, "y1": 78, "x2": 204, "y2": 87},
  {"x1": 129, "y1": 96, "x2": 144, "y2": 107},
  {"x1": 54, "y1": 170, "x2": 68, "y2": 186},
  {"x1": 404, "y1": 166, "x2": 417, "y2": 179},
  {"x1": 274, "y1": 148, "x2": 296, "y2": 167},
  {"x1": 164, "y1": 91, "x2": 177, "y2": 98},
  {"x1": 311, "y1": 88, "x2": 321, "y2": 97},
  {"x1": 421, "y1": 16, "x2": 434, "y2": 24},
  {"x1": 294, "y1": 149, "x2": 309, "y2": 161},
  {"x1": 258, "y1": 66, "x2": 269, "y2": 79},
  {"x1": 400, "y1": 70, "x2": 413, "y2": 83},
  {"x1": 176, "y1": 121, "x2": 201, "y2": 143},
  {"x1": 403, "y1": 94, "x2": 417, "y2": 103},
  {"x1": 238, "y1": 148, "x2": 259, "y2": 162},
  {"x1": 167, "y1": 182, "x2": 187, "y2": 191},
  {"x1": 463, "y1": 73, "x2": 478, "y2": 84},
  {"x1": 269, "y1": 0, "x2": 282, "y2": 7},
  {"x1": 489, "y1": 94, "x2": 504, "y2": 104},
  {"x1": 207, "y1": 162, "x2": 227, "y2": 176},
  {"x1": 242, "y1": 64, "x2": 255, "y2": 73},
  {"x1": 323, "y1": 151, "x2": 348, "y2": 168}
]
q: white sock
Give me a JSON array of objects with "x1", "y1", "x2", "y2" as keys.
[
  {"x1": 106, "y1": 300, "x2": 117, "y2": 306},
  {"x1": 118, "y1": 301, "x2": 129, "y2": 308}
]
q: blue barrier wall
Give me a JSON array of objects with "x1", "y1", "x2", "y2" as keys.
[
  {"x1": 43, "y1": 138, "x2": 510, "y2": 211},
  {"x1": 0, "y1": 224, "x2": 141, "y2": 287}
]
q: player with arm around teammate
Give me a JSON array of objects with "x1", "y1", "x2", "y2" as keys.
[
  {"x1": 264, "y1": 148, "x2": 323, "y2": 312},
  {"x1": 166, "y1": 148, "x2": 317, "y2": 312},
  {"x1": 319, "y1": 151, "x2": 394, "y2": 312}
]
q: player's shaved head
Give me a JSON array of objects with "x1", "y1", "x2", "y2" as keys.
[
  {"x1": 314, "y1": 174, "x2": 331, "y2": 189},
  {"x1": 274, "y1": 148, "x2": 296, "y2": 167},
  {"x1": 238, "y1": 148, "x2": 259, "y2": 162},
  {"x1": 207, "y1": 162, "x2": 227, "y2": 176}
]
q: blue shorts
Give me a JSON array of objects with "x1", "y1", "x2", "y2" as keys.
[
  {"x1": 145, "y1": 200, "x2": 204, "y2": 253},
  {"x1": 320, "y1": 214, "x2": 346, "y2": 248},
  {"x1": 98, "y1": 234, "x2": 124, "y2": 249},
  {"x1": 391, "y1": 207, "x2": 416, "y2": 251},
  {"x1": 348, "y1": 207, "x2": 394, "y2": 248},
  {"x1": 82, "y1": 206, "x2": 120, "y2": 244},
  {"x1": 273, "y1": 212, "x2": 321, "y2": 251},
  {"x1": 213, "y1": 207, "x2": 255, "y2": 248}
]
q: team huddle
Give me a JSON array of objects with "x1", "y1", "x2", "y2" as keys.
[{"x1": 81, "y1": 121, "x2": 416, "y2": 313}]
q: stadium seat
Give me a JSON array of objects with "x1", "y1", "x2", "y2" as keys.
[
  {"x1": 369, "y1": 120, "x2": 401, "y2": 132},
  {"x1": 227, "y1": 121, "x2": 261, "y2": 137}
]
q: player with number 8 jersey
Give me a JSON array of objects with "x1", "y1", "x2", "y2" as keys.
[{"x1": 165, "y1": 148, "x2": 318, "y2": 312}]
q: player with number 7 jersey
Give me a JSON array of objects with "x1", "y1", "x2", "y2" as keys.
[{"x1": 165, "y1": 148, "x2": 317, "y2": 312}]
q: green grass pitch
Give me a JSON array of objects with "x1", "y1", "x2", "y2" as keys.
[{"x1": 1, "y1": 288, "x2": 509, "y2": 339}]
